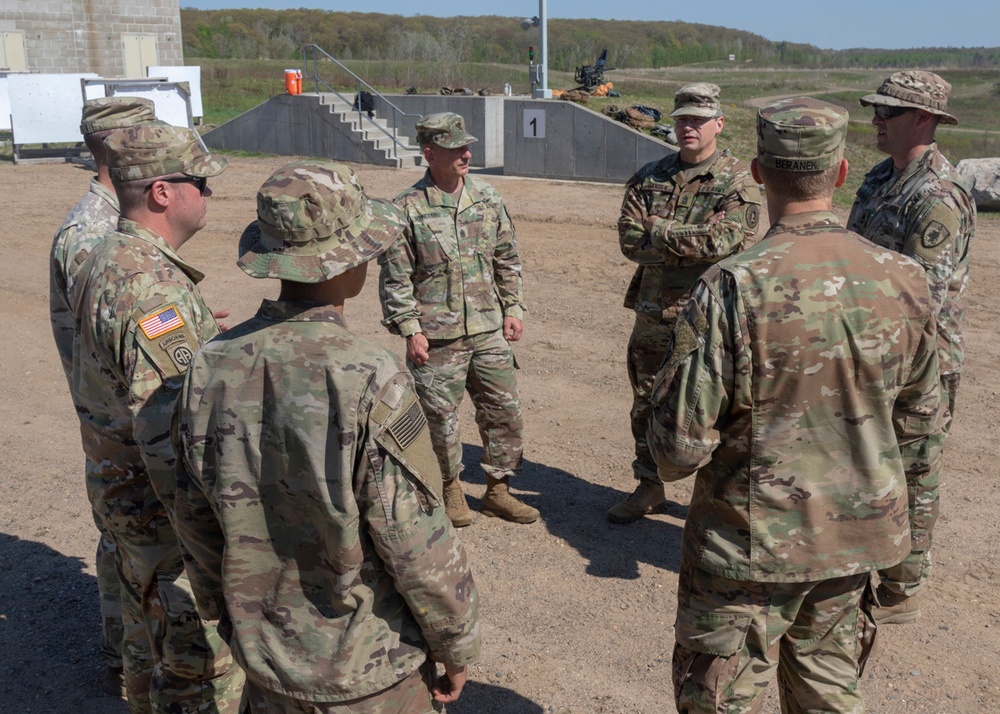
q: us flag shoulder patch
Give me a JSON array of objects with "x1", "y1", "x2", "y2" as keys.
[
  {"x1": 388, "y1": 400, "x2": 427, "y2": 450},
  {"x1": 139, "y1": 306, "x2": 185, "y2": 340}
]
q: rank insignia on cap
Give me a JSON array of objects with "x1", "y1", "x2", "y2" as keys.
[{"x1": 139, "y1": 306, "x2": 185, "y2": 340}]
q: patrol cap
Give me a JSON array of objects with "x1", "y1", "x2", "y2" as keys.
[
  {"x1": 105, "y1": 124, "x2": 228, "y2": 181},
  {"x1": 756, "y1": 97, "x2": 848, "y2": 172},
  {"x1": 671, "y1": 83, "x2": 722, "y2": 118},
  {"x1": 237, "y1": 159, "x2": 406, "y2": 283},
  {"x1": 415, "y1": 112, "x2": 478, "y2": 148},
  {"x1": 80, "y1": 96, "x2": 156, "y2": 135},
  {"x1": 860, "y1": 70, "x2": 958, "y2": 125}
]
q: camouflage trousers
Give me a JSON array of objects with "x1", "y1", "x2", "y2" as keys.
[
  {"x1": 89, "y1": 470, "x2": 244, "y2": 713},
  {"x1": 408, "y1": 329, "x2": 523, "y2": 482},
  {"x1": 246, "y1": 660, "x2": 442, "y2": 713},
  {"x1": 878, "y1": 372, "x2": 959, "y2": 597},
  {"x1": 93, "y1": 508, "x2": 124, "y2": 669},
  {"x1": 627, "y1": 312, "x2": 675, "y2": 482},
  {"x1": 673, "y1": 564, "x2": 877, "y2": 714}
]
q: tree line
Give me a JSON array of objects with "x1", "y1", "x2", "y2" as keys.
[{"x1": 180, "y1": 9, "x2": 1000, "y2": 70}]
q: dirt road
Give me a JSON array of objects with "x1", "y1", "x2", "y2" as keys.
[{"x1": 1, "y1": 155, "x2": 997, "y2": 712}]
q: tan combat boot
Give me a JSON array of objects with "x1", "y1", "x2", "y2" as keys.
[
  {"x1": 442, "y1": 478, "x2": 473, "y2": 528},
  {"x1": 871, "y1": 586, "x2": 921, "y2": 625},
  {"x1": 606, "y1": 480, "x2": 665, "y2": 524},
  {"x1": 481, "y1": 475, "x2": 539, "y2": 524}
]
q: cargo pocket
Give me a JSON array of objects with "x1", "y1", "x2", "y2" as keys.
[
  {"x1": 153, "y1": 570, "x2": 218, "y2": 681},
  {"x1": 673, "y1": 609, "x2": 752, "y2": 711}
]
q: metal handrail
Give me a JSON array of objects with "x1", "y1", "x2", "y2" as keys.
[{"x1": 302, "y1": 44, "x2": 420, "y2": 160}]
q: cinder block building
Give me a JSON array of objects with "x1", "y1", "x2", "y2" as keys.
[{"x1": 0, "y1": 0, "x2": 183, "y2": 76}]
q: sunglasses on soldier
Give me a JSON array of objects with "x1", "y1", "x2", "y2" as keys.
[
  {"x1": 873, "y1": 105, "x2": 914, "y2": 120},
  {"x1": 145, "y1": 176, "x2": 208, "y2": 194}
]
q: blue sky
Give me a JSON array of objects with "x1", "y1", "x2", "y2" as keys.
[{"x1": 180, "y1": 1, "x2": 998, "y2": 51}]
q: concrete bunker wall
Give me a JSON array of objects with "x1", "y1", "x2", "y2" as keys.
[{"x1": 203, "y1": 93, "x2": 676, "y2": 182}]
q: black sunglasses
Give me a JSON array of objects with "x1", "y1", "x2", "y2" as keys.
[
  {"x1": 145, "y1": 176, "x2": 208, "y2": 194},
  {"x1": 873, "y1": 105, "x2": 913, "y2": 121}
]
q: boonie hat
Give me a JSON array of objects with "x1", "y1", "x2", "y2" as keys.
[
  {"x1": 756, "y1": 97, "x2": 848, "y2": 172},
  {"x1": 80, "y1": 96, "x2": 156, "y2": 135},
  {"x1": 415, "y1": 112, "x2": 478, "y2": 148},
  {"x1": 105, "y1": 124, "x2": 228, "y2": 181},
  {"x1": 859, "y1": 71, "x2": 958, "y2": 125},
  {"x1": 671, "y1": 83, "x2": 722, "y2": 118},
  {"x1": 237, "y1": 160, "x2": 406, "y2": 283}
]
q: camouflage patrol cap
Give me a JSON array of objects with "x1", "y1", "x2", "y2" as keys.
[
  {"x1": 860, "y1": 71, "x2": 958, "y2": 125},
  {"x1": 756, "y1": 97, "x2": 848, "y2": 172},
  {"x1": 80, "y1": 96, "x2": 156, "y2": 135},
  {"x1": 415, "y1": 112, "x2": 478, "y2": 148},
  {"x1": 671, "y1": 83, "x2": 722, "y2": 118},
  {"x1": 105, "y1": 124, "x2": 228, "y2": 181},
  {"x1": 238, "y1": 160, "x2": 405, "y2": 283}
]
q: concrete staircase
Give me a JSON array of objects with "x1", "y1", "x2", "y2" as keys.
[{"x1": 318, "y1": 94, "x2": 422, "y2": 168}]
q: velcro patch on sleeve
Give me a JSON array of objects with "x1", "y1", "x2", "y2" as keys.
[
  {"x1": 388, "y1": 399, "x2": 427, "y2": 450},
  {"x1": 912, "y1": 202, "x2": 959, "y2": 264},
  {"x1": 135, "y1": 302, "x2": 199, "y2": 380},
  {"x1": 139, "y1": 305, "x2": 185, "y2": 339}
]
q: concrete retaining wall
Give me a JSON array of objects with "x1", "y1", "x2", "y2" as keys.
[
  {"x1": 370, "y1": 94, "x2": 505, "y2": 168},
  {"x1": 203, "y1": 94, "x2": 401, "y2": 166},
  {"x1": 504, "y1": 99, "x2": 675, "y2": 183},
  {"x1": 203, "y1": 92, "x2": 676, "y2": 183}
]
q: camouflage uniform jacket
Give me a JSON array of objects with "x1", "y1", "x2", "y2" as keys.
[
  {"x1": 648, "y1": 211, "x2": 941, "y2": 583},
  {"x1": 847, "y1": 144, "x2": 975, "y2": 376},
  {"x1": 379, "y1": 172, "x2": 524, "y2": 340},
  {"x1": 619, "y1": 150, "x2": 761, "y2": 322},
  {"x1": 72, "y1": 218, "x2": 219, "y2": 521},
  {"x1": 174, "y1": 300, "x2": 481, "y2": 701},
  {"x1": 50, "y1": 178, "x2": 120, "y2": 382}
]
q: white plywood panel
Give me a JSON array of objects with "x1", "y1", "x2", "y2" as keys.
[
  {"x1": 0, "y1": 72, "x2": 17, "y2": 132},
  {"x1": 148, "y1": 66, "x2": 202, "y2": 119},
  {"x1": 8, "y1": 73, "x2": 100, "y2": 144},
  {"x1": 97, "y1": 79, "x2": 194, "y2": 129}
]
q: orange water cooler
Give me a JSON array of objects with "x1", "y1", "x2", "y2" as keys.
[{"x1": 284, "y1": 69, "x2": 302, "y2": 95}]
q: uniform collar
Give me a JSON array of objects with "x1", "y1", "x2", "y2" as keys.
[
  {"x1": 257, "y1": 299, "x2": 348, "y2": 327},
  {"x1": 116, "y1": 217, "x2": 206, "y2": 284},
  {"x1": 89, "y1": 178, "x2": 120, "y2": 211},
  {"x1": 767, "y1": 210, "x2": 841, "y2": 236},
  {"x1": 420, "y1": 170, "x2": 484, "y2": 210}
]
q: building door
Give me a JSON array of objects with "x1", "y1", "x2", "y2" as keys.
[
  {"x1": 122, "y1": 33, "x2": 158, "y2": 78},
  {"x1": 1, "y1": 30, "x2": 27, "y2": 72}
]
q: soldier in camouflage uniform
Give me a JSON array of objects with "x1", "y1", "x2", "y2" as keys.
[
  {"x1": 48, "y1": 96, "x2": 156, "y2": 697},
  {"x1": 648, "y1": 97, "x2": 941, "y2": 712},
  {"x1": 379, "y1": 112, "x2": 537, "y2": 527},
  {"x1": 609, "y1": 83, "x2": 761, "y2": 523},
  {"x1": 72, "y1": 124, "x2": 244, "y2": 713},
  {"x1": 847, "y1": 71, "x2": 975, "y2": 625},
  {"x1": 173, "y1": 160, "x2": 481, "y2": 712}
]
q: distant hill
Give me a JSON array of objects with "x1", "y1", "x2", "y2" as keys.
[{"x1": 180, "y1": 9, "x2": 1000, "y2": 70}]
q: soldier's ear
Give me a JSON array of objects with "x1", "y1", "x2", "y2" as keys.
[
  {"x1": 146, "y1": 179, "x2": 172, "y2": 209},
  {"x1": 835, "y1": 159, "x2": 849, "y2": 188},
  {"x1": 750, "y1": 158, "x2": 762, "y2": 184}
]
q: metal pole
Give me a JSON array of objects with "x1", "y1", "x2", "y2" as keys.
[{"x1": 534, "y1": 0, "x2": 552, "y2": 99}]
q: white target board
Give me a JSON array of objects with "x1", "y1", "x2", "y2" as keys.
[
  {"x1": 7, "y1": 73, "x2": 100, "y2": 144},
  {"x1": 148, "y1": 65, "x2": 202, "y2": 120}
]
